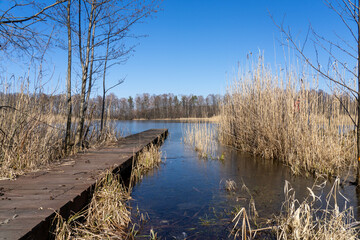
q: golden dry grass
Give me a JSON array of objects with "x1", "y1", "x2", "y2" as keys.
[
  {"x1": 182, "y1": 122, "x2": 219, "y2": 159},
  {"x1": 274, "y1": 178, "x2": 359, "y2": 240},
  {"x1": 130, "y1": 143, "x2": 163, "y2": 184},
  {"x1": 219, "y1": 58, "x2": 356, "y2": 176},
  {"x1": 54, "y1": 171, "x2": 131, "y2": 239},
  {"x1": 0, "y1": 91, "x2": 67, "y2": 179},
  {"x1": 0, "y1": 87, "x2": 121, "y2": 180},
  {"x1": 230, "y1": 179, "x2": 360, "y2": 239}
]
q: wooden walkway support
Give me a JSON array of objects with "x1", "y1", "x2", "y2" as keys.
[{"x1": 0, "y1": 129, "x2": 168, "y2": 240}]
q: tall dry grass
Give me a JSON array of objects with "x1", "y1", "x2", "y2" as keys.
[
  {"x1": 0, "y1": 83, "x2": 121, "y2": 180},
  {"x1": 55, "y1": 143, "x2": 164, "y2": 239},
  {"x1": 183, "y1": 122, "x2": 219, "y2": 159},
  {"x1": 54, "y1": 171, "x2": 132, "y2": 239},
  {"x1": 219, "y1": 58, "x2": 356, "y2": 176},
  {"x1": 130, "y1": 143, "x2": 164, "y2": 184},
  {"x1": 0, "y1": 89, "x2": 66, "y2": 179},
  {"x1": 274, "y1": 178, "x2": 359, "y2": 240},
  {"x1": 230, "y1": 179, "x2": 360, "y2": 239}
]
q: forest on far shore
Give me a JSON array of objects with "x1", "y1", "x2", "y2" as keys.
[{"x1": 1, "y1": 92, "x2": 221, "y2": 120}]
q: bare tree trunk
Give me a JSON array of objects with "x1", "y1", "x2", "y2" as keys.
[
  {"x1": 100, "y1": 28, "x2": 110, "y2": 134},
  {"x1": 75, "y1": 0, "x2": 95, "y2": 148},
  {"x1": 65, "y1": 0, "x2": 72, "y2": 152},
  {"x1": 357, "y1": 0, "x2": 360, "y2": 184},
  {"x1": 85, "y1": 14, "x2": 96, "y2": 105}
]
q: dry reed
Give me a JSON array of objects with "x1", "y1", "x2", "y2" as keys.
[
  {"x1": 131, "y1": 143, "x2": 163, "y2": 183},
  {"x1": 219, "y1": 57, "x2": 355, "y2": 176},
  {"x1": 0, "y1": 88, "x2": 66, "y2": 179},
  {"x1": 54, "y1": 144, "x2": 164, "y2": 239},
  {"x1": 230, "y1": 179, "x2": 360, "y2": 239},
  {"x1": 182, "y1": 122, "x2": 219, "y2": 159},
  {"x1": 0, "y1": 83, "x2": 121, "y2": 180},
  {"x1": 274, "y1": 178, "x2": 359, "y2": 240},
  {"x1": 223, "y1": 179, "x2": 237, "y2": 192},
  {"x1": 54, "y1": 171, "x2": 132, "y2": 239}
]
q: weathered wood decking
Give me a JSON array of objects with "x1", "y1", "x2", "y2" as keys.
[{"x1": 0, "y1": 129, "x2": 168, "y2": 240}]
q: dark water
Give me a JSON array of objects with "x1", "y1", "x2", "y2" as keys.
[{"x1": 116, "y1": 120, "x2": 359, "y2": 239}]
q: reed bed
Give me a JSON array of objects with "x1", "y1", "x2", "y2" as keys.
[
  {"x1": 0, "y1": 90, "x2": 67, "y2": 179},
  {"x1": 219, "y1": 59, "x2": 356, "y2": 176},
  {"x1": 182, "y1": 122, "x2": 219, "y2": 159},
  {"x1": 230, "y1": 179, "x2": 360, "y2": 239},
  {"x1": 0, "y1": 85, "x2": 121, "y2": 180}
]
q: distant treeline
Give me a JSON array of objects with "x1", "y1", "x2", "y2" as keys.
[
  {"x1": 0, "y1": 92, "x2": 221, "y2": 120},
  {"x1": 1, "y1": 89, "x2": 354, "y2": 121}
]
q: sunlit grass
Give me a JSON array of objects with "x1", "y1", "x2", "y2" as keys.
[
  {"x1": 230, "y1": 178, "x2": 360, "y2": 239},
  {"x1": 219, "y1": 57, "x2": 355, "y2": 176},
  {"x1": 130, "y1": 143, "x2": 164, "y2": 184},
  {"x1": 0, "y1": 84, "x2": 121, "y2": 180},
  {"x1": 182, "y1": 122, "x2": 220, "y2": 159},
  {"x1": 54, "y1": 171, "x2": 131, "y2": 239}
]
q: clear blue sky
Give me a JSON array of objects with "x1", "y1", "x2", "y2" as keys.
[
  {"x1": 2, "y1": 0, "x2": 355, "y2": 98},
  {"x1": 107, "y1": 0, "x2": 353, "y2": 98}
]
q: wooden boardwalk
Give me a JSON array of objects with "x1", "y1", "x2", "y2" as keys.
[{"x1": 0, "y1": 129, "x2": 168, "y2": 240}]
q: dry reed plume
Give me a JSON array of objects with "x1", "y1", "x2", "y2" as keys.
[
  {"x1": 183, "y1": 122, "x2": 219, "y2": 159},
  {"x1": 219, "y1": 58, "x2": 355, "y2": 176}
]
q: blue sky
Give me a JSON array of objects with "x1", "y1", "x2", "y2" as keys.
[
  {"x1": 2, "y1": 0, "x2": 356, "y2": 98},
  {"x1": 107, "y1": 0, "x2": 354, "y2": 97}
]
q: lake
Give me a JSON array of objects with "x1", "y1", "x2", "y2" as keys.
[{"x1": 116, "y1": 120, "x2": 359, "y2": 239}]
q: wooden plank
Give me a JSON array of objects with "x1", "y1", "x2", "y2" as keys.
[{"x1": 0, "y1": 129, "x2": 168, "y2": 240}]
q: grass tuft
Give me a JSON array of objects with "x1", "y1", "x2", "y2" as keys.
[
  {"x1": 54, "y1": 171, "x2": 131, "y2": 239},
  {"x1": 230, "y1": 178, "x2": 360, "y2": 239},
  {"x1": 183, "y1": 122, "x2": 220, "y2": 159},
  {"x1": 54, "y1": 143, "x2": 164, "y2": 239}
]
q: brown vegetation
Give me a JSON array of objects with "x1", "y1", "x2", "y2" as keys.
[
  {"x1": 219, "y1": 58, "x2": 356, "y2": 176},
  {"x1": 54, "y1": 143, "x2": 164, "y2": 239},
  {"x1": 231, "y1": 179, "x2": 360, "y2": 239},
  {"x1": 54, "y1": 171, "x2": 131, "y2": 239},
  {"x1": 0, "y1": 88, "x2": 120, "y2": 180},
  {"x1": 183, "y1": 122, "x2": 219, "y2": 159}
]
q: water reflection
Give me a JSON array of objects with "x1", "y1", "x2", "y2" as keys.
[{"x1": 116, "y1": 120, "x2": 359, "y2": 239}]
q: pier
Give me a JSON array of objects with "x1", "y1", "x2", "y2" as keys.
[{"x1": 0, "y1": 129, "x2": 168, "y2": 240}]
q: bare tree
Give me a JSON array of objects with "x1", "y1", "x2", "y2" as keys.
[
  {"x1": 64, "y1": 0, "x2": 72, "y2": 152},
  {"x1": 0, "y1": 0, "x2": 66, "y2": 56},
  {"x1": 74, "y1": 0, "x2": 96, "y2": 148},
  {"x1": 72, "y1": 0, "x2": 159, "y2": 147},
  {"x1": 272, "y1": 0, "x2": 360, "y2": 183}
]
